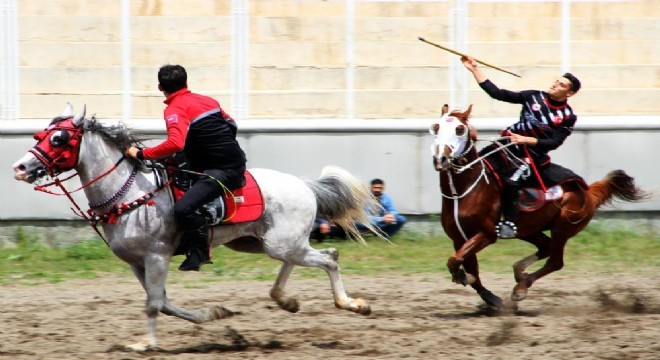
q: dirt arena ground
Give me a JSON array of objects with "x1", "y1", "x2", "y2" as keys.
[{"x1": 1, "y1": 271, "x2": 659, "y2": 359}]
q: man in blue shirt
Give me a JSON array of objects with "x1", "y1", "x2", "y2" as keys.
[{"x1": 358, "y1": 178, "x2": 407, "y2": 237}]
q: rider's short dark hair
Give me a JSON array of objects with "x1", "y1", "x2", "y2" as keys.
[
  {"x1": 158, "y1": 64, "x2": 187, "y2": 93},
  {"x1": 371, "y1": 178, "x2": 384, "y2": 186},
  {"x1": 563, "y1": 72, "x2": 581, "y2": 93}
]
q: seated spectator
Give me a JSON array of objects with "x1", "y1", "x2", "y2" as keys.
[
  {"x1": 357, "y1": 178, "x2": 407, "y2": 237},
  {"x1": 310, "y1": 216, "x2": 346, "y2": 242}
]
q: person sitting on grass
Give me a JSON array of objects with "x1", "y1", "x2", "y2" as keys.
[{"x1": 357, "y1": 178, "x2": 407, "y2": 237}]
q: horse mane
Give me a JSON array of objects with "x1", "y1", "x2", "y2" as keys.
[{"x1": 83, "y1": 117, "x2": 147, "y2": 150}]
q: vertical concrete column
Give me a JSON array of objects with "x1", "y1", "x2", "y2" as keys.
[
  {"x1": 449, "y1": 0, "x2": 468, "y2": 109},
  {"x1": 345, "y1": 0, "x2": 355, "y2": 119},
  {"x1": 231, "y1": 0, "x2": 249, "y2": 121},
  {"x1": 1, "y1": 0, "x2": 20, "y2": 121},
  {"x1": 561, "y1": 0, "x2": 572, "y2": 73},
  {"x1": 121, "y1": 0, "x2": 132, "y2": 121}
]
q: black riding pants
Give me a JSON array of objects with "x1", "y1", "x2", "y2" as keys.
[
  {"x1": 501, "y1": 177, "x2": 520, "y2": 221},
  {"x1": 173, "y1": 167, "x2": 246, "y2": 231},
  {"x1": 480, "y1": 142, "x2": 523, "y2": 221}
]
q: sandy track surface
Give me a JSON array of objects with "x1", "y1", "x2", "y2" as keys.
[{"x1": 1, "y1": 272, "x2": 659, "y2": 359}]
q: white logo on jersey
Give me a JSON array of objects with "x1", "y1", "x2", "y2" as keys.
[{"x1": 166, "y1": 114, "x2": 178, "y2": 124}]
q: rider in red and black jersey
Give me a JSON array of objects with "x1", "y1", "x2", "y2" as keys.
[
  {"x1": 127, "y1": 64, "x2": 247, "y2": 271},
  {"x1": 461, "y1": 55, "x2": 581, "y2": 239}
]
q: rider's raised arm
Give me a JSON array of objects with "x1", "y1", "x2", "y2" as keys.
[
  {"x1": 461, "y1": 55, "x2": 525, "y2": 104},
  {"x1": 478, "y1": 80, "x2": 528, "y2": 104}
]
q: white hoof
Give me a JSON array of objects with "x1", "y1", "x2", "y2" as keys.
[{"x1": 126, "y1": 338, "x2": 156, "y2": 352}]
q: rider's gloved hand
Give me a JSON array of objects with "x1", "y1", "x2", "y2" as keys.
[{"x1": 125, "y1": 146, "x2": 144, "y2": 160}]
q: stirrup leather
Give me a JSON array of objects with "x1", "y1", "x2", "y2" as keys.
[{"x1": 496, "y1": 220, "x2": 517, "y2": 239}]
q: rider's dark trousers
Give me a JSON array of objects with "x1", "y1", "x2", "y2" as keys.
[
  {"x1": 173, "y1": 167, "x2": 246, "y2": 230},
  {"x1": 501, "y1": 177, "x2": 520, "y2": 222},
  {"x1": 480, "y1": 142, "x2": 523, "y2": 223}
]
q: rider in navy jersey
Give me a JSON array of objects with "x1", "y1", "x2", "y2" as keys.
[
  {"x1": 461, "y1": 55, "x2": 581, "y2": 239},
  {"x1": 126, "y1": 64, "x2": 247, "y2": 271}
]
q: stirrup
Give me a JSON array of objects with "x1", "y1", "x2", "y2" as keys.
[{"x1": 496, "y1": 220, "x2": 517, "y2": 239}]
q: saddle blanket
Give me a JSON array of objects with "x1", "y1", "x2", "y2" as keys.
[
  {"x1": 218, "y1": 170, "x2": 264, "y2": 225},
  {"x1": 517, "y1": 185, "x2": 563, "y2": 212},
  {"x1": 172, "y1": 170, "x2": 265, "y2": 225}
]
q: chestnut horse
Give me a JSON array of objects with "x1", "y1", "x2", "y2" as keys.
[{"x1": 430, "y1": 104, "x2": 647, "y2": 307}]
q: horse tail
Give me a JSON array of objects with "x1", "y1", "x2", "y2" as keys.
[
  {"x1": 306, "y1": 166, "x2": 386, "y2": 246},
  {"x1": 588, "y1": 170, "x2": 649, "y2": 208}
]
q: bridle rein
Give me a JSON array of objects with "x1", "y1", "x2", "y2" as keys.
[{"x1": 29, "y1": 117, "x2": 171, "y2": 245}]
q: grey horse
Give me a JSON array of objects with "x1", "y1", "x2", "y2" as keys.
[{"x1": 12, "y1": 103, "x2": 383, "y2": 350}]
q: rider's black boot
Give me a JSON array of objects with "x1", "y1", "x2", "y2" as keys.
[
  {"x1": 179, "y1": 226, "x2": 213, "y2": 271},
  {"x1": 497, "y1": 181, "x2": 520, "y2": 239}
]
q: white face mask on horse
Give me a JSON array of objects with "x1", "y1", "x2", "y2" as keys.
[{"x1": 429, "y1": 104, "x2": 474, "y2": 171}]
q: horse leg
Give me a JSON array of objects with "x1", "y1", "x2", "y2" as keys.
[
  {"x1": 124, "y1": 256, "x2": 165, "y2": 351},
  {"x1": 511, "y1": 234, "x2": 569, "y2": 302},
  {"x1": 161, "y1": 299, "x2": 234, "y2": 323},
  {"x1": 270, "y1": 262, "x2": 300, "y2": 313},
  {"x1": 447, "y1": 233, "x2": 502, "y2": 307},
  {"x1": 462, "y1": 253, "x2": 503, "y2": 308},
  {"x1": 447, "y1": 233, "x2": 492, "y2": 286},
  {"x1": 125, "y1": 254, "x2": 231, "y2": 351},
  {"x1": 514, "y1": 233, "x2": 552, "y2": 283},
  {"x1": 288, "y1": 246, "x2": 370, "y2": 315}
]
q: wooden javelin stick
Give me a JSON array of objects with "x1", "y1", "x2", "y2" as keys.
[{"x1": 418, "y1": 37, "x2": 521, "y2": 78}]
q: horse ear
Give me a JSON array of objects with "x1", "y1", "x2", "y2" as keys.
[
  {"x1": 464, "y1": 104, "x2": 473, "y2": 117},
  {"x1": 72, "y1": 104, "x2": 86, "y2": 126},
  {"x1": 441, "y1": 104, "x2": 449, "y2": 116},
  {"x1": 62, "y1": 103, "x2": 74, "y2": 118}
]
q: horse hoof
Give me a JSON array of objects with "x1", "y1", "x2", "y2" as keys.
[
  {"x1": 511, "y1": 286, "x2": 528, "y2": 302},
  {"x1": 354, "y1": 299, "x2": 371, "y2": 316},
  {"x1": 342, "y1": 298, "x2": 371, "y2": 316},
  {"x1": 280, "y1": 298, "x2": 300, "y2": 313},
  {"x1": 125, "y1": 338, "x2": 156, "y2": 352},
  {"x1": 210, "y1": 306, "x2": 234, "y2": 321},
  {"x1": 359, "y1": 304, "x2": 372, "y2": 316}
]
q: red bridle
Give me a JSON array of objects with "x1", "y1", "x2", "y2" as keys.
[
  {"x1": 30, "y1": 116, "x2": 112, "y2": 244},
  {"x1": 29, "y1": 116, "x2": 85, "y2": 177},
  {"x1": 29, "y1": 116, "x2": 173, "y2": 246}
]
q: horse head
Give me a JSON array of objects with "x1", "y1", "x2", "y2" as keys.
[
  {"x1": 13, "y1": 103, "x2": 86, "y2": 183},
  {"x1": 430, "y1": 104, "x2": 476, "y2": 171}
]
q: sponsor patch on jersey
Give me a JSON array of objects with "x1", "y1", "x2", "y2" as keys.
[
  {"x1": 532, "y1": 103, "x2": 541, "y2": 111},
  {"x1": 553, "y1": 115, "x2": 563, "y2": 124},
  {"x1": 166, "y1": 114, "x2": 178, "y2": 124}
]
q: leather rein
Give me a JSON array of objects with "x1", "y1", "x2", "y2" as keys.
[{"x1": 34, "y1": 149, "x2": 172, "y2": 247}]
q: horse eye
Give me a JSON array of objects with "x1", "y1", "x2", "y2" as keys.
[
  {"x1": 455, "y1": 125, "x2": 466, "y2": 137},
  {"x1": 50, "y1": 130, "x2": 70, "y2": 147}
]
